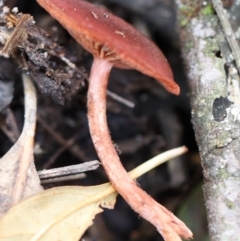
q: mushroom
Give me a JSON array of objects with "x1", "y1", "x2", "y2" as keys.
[{"x1": 37, "y1": 0, "x2": 192, "y2": 240}]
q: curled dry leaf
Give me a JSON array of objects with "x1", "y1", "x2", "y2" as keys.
[
  {"x1": 0, "y1": 74, "x2": 42, "y2": 217},
  {"x1": 0, "y1": 147, "x2": 191, "y2": 241}
]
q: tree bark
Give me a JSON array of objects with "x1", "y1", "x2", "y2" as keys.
[{"x1": 175, "y1": 1, "x2": 240, "y2": 240}]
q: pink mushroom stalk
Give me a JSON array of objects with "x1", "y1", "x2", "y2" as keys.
[{"x1": 37, "y1": 0, "x2": 192, "y2": 240}]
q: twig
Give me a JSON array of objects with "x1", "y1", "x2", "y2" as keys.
[
  {"x1": 43, "y1": 131, "x2": 85, "y2": 169},
  {"x1": 212, "y1": 0, "x2": 240, "y2": 74},
  {"x1": 40, "y1": 174, "x2": 86, "y2": 184},
  {"x1": 38, "y1": 160, "x2": 100, "y2": 180},
  {"x1": 37, "y1": 115, "x2": 89, "y2": 167},
  {"x1": 106, "y1": 90, "x2": 135, "y2": 108}
]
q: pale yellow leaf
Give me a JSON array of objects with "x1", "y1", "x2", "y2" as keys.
[{"x1": 0, "y1": 184, "x2": 117, "y2": 241}]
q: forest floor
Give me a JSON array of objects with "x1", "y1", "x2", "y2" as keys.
[{"x1": 0, "y1": 0, "x2": 206, "y2": 240}]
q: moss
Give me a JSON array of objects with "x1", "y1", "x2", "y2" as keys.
[
  {"x1": 215, "y1": 131, "x2": 232, "y2": 148},
  {"x1": 203, "y1": 36, "x2": 219, "y2": 54},
  {"x1": 179, "y1": 6, "x2": 194, "y2": 27},
  {"x1": 225, "y1": 199, "x2": 236, "y2": 209},
  {"x1": 217, "y1": 167, "x2": 229, "y2": 180},
  {"x1": 179, "y1": 1, "x2": 214, "y2": 27},
  {"x1": 179, "y1": 3, "x2": 198, "y2": 27},
  {"x1": 201, "y1": 5, "x2": 215, "y2": 16}
]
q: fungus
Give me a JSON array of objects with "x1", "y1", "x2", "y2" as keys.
[{"x1": 37, "y1": 0, "x2": 192, "y2": 240}]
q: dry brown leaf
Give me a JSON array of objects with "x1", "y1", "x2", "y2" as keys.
[
  {"x1": 0, "y1": 74, "x2": 42, "y2": 217},
  {"x1": 0, "y1": 147, "x2": 190, "y2": 241}
]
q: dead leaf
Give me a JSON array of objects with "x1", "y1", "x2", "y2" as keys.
[
  {"x1": 0, "y1": 147, "x2": 191, "y2": 241},
  {"x1": 0, "y1": 184, "x2": 117, "y2": 241},
  {"x1": 0, "y1": 74, "x2": 42, "y2": 217}
]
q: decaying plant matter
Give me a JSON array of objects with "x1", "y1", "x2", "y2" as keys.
[{"x1": 0, "y1": 5, "x2": 87, "y2": 104}]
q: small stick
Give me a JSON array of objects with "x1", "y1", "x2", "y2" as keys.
[
  {"x1": 43, "y1": 130, "x2": 84, "y2": 169},
  {"x1": 212, "y1": 0, "x2": 240, "y2": 74},
  {"x1": 38, "y1": 160, "x2": 100, "y2": 180},
  {"x1": 40, "y1": 174, "x2": 86, "y2": 184},
  {"x1": 106, "y1": 90, "x2": 135, "y2": 108},
  {"x1": 37, "y1": 115, "x2": 89, "y2": 165}
]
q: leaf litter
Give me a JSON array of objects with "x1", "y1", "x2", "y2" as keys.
[{"x1": 0, "y1": 147, "x2": 188, "y2": 241}]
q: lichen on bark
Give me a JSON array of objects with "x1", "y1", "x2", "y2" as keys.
[{"x1": 175, "y1": 0, "x2": 240, "y2": 240}]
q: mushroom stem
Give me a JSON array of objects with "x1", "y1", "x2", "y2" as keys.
[{"x1": 87, "y1": 58, "x2": 192, "y2": 240}]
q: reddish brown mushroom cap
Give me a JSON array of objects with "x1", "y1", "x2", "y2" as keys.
[{"x1": 37, "y1": 0, "x2": 180, "y2": 95}]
